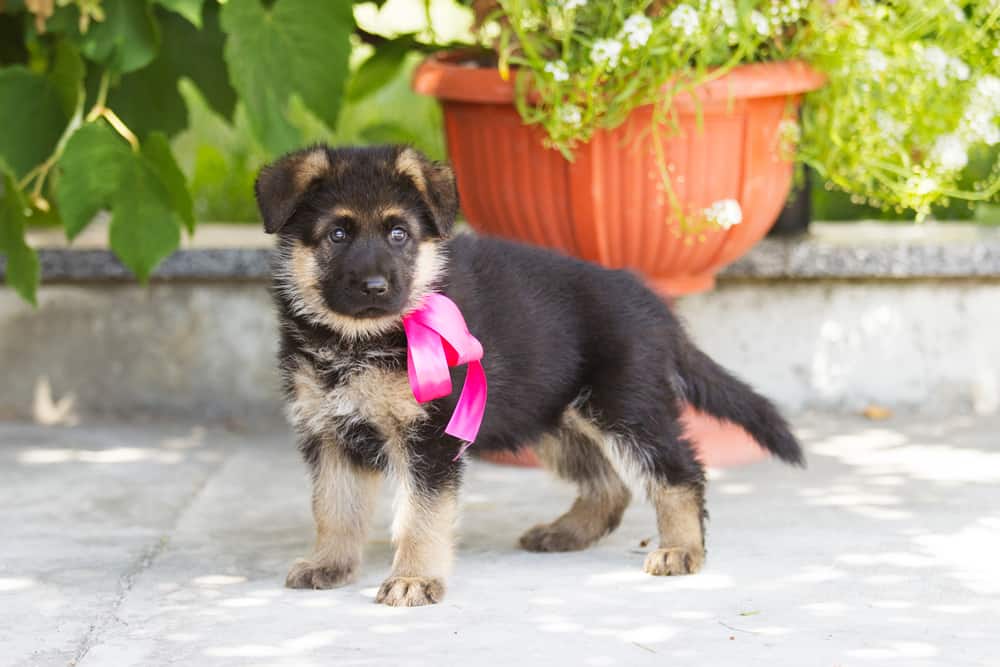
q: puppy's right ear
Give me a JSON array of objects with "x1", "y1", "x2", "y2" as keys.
[{"x1": 255, "y1": 146, "x2": 331, "y2": 234}]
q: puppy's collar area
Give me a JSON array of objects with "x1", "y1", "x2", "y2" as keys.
[{"x1": 402, "y1": 293, "x2": 487, "y2": 459}]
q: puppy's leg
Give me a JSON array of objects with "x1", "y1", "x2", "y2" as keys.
[
  {"x1": 286, "y1": 437, "x2": 380, "y2": 589},
  {"x1": 614, "y1": 417, "x2": 707, "y2": 576},
  {"x1": 571, "y1": 404, "x2": 707, "y2": 575},
  {"x1": 376, "y1": 445, "x2": 461, "y2": 607},
  {"x1": 519, "y1": 425, "x2": 631, "y2": 552}
]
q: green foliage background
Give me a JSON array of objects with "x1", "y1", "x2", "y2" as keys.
[{"x1": 0, "y1": 0, "x2": 456, "y2": 304}]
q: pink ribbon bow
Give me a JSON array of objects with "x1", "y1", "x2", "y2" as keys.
[{"x1": 402, "y1": 293, "x2": 487, "y2": 458}]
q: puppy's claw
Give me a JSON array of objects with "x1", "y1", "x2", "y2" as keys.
[
  {"x1": 375, "y1": 576, "x2": 445, "y2": 607},
  {"x1": 285, "y1": 558, "x2": 356, "y2": 589},
  {"x1": 643, "y1": 547, "x2": 704, "y2": 576}
]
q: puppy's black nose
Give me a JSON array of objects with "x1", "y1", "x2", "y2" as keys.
[{"x1": 361, "y1": 276, "x2": 389, "y2": 296}]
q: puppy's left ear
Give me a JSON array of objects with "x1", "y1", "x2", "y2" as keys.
[
  {"x1": 255, "y1": 146, "x2": 331, "y2": 234},
  {"x1": 395, "y1": 147, "x2": 459, "y2": 238}
]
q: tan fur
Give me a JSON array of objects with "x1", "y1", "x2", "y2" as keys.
[
  {"x1": 555, "y1": 408, "x2": 705, "y2": 575},
  {"x1": 277, "y1": 239, "x2": 446, "y2": 340},
  {"x1": 286, "y1": 443, "x2": 381, "y2": 589},
  {"x1": 395, "y1": 148, "x2": 428, "y2": 195},
  {"x1": 293, "y1": 148, "x2": 331, "y2": 191},
  {"x1": 376, "y1": 484, "x2": 458, "y2": 607},
  {"x1": 643, "y1": 484, "x2": 704, "y2": 575},
  {"x1": 287, "y1": 357, "x2": 425, "y2": 448},
  {"x1": 520, "y1": 430, "x2": 631, "y2": 552}
]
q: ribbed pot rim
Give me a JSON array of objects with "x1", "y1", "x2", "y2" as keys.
[{"x1": 413, "y1": 48, "x2": 826, "y2": 109}]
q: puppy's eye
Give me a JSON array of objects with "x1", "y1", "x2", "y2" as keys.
[
  {"x1": 330, "y1": 227, "x2": 348, "y2": 243},
  {"x1": 389, "y1": 226, "x2": 409, "y2": 244}
]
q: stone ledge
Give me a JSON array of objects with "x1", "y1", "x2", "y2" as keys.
[{"x1": 2, "y1": 222, "x2": 1000, "y2": 282}]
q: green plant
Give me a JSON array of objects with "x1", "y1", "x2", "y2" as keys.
[
  {"x1": 475, "y1": 0, "x2": 999, "y2": 222},
  {"x1": 0, "y1": 0, "x2": 461, "y2": 303}
]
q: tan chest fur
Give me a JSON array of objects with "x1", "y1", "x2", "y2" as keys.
[{"x1": 287, "y1": 354, "x2": 427, "y2": 445}]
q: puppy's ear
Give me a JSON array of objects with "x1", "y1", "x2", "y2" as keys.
[
  {"x1": 255, "y1": 146, "x2": 331, "y2": 234},
  {"x1": 395, "y1": 147, "x2": 459, "y2": 238}
]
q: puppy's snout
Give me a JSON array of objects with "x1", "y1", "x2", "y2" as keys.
[{"x1": 361, "y1": 275, "x2": 389, "y2": 297}]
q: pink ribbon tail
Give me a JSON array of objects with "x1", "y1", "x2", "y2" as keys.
[{"x1": 402, "y1": 293, "x2": 488, "y2": 458}]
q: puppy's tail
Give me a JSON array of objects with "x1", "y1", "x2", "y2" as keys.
[{"x1": 675, "y1": 338, "x2": 804, "y2": 467}]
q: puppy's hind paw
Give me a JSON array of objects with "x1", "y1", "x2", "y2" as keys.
[
  {"x1": 285, "y1": 558, "x2": 357, "y2": 589},
  {"x1": 643, "y1": 547, "x2": 704, "y2": 576},
  {"x1": 375, "y1": 576, "x2": 445, "y2": 607}
]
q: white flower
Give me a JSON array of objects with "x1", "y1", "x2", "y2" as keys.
[
  {"x1": 590, "y1": 38, "x2": 623, "y2": 69},
  {"x1": 704, "y1": 199, "x2": 742, "y2": 229},
  {"x1": 750, "y1": 10, "x2": 770, "y2": 37},
  {"x1": 544, "y1": 60, "x2": 570, "y2": 82},
  {"x1": 669, "y1": 4, "x2": 700, "y2": 37},
  {"x1": 906, "y1": 176, "x2": 939, "y2": 196},
  {"x1": 710, "y1": 0, "x2": 737, "y2": 27},
  {"x1": 560, "y1": 0, "x2": 587, "y2": 9},
  {"x1": 922, "y1": 45, "x2": 970, "y2": 84},
  {"x1": 621, "y1": 13, "x2": 653, "y2": 49},
  {"x1": 875, "y1": 111, "x2": 906, "y2": 141},
  {"x1": 931, "y1": 134, "x2": 968, "y2": 171},
  {"x1": 960, "y1": 76, "x2": 1000, "y2": 145},
  {"x1": 559, "y1": 104, "x2": 583, "y2": 126},
  {"x1": 975, "y1": 75, "x2": 1000, "y2": 109},
  {"x1": 866, "y1": 49, "x2": 889, "y2": 74}
]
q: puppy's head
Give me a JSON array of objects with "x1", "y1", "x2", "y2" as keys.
[{"x1": 257, "y1": 145, "x2": 458, "y2": 337}]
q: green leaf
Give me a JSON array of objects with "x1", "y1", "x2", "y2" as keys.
[
  {"x1": 108, "y1": 166, "x2": 182, "y2": 281},
  {"x1": 46, "y1": 39, "x2": 85, "y2": 117},
  {"x1": 80, "y1": 0, "x2": 160, "y2": 74},
  {"x1": 0, "y1": 66, "x2": 70, "y2": 178},
  {"x1": 0, "y1": 165, "x2": 40, "y2": 305},
  {"x1": 166, "y1": 1, "x2": 235, "y2": 120},
  {"x1": 347, "y1": 36, "x2": 417, "y2": 101},
  {"x1": 359, "y1": 122, "x2": 424, "y2": 146},
  {"x1": 221, "y1": 0, "x2": 354, "y2": 154},
  {"x1": 109, "y1": 4, "x2": 235, "y2": 138},
  {"x1": 154, "y1": 0, "x2": 203, "y2": 27},
  {"x1": 56, "y1": 123, "x2": 182, "y2": 280},
  {"x1": 142, "y1": 132, "x2": 194, "y2": 233}
]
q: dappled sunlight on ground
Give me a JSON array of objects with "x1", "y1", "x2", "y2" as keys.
[{"x1": 1, "y1": 413, "x2": 998, "y2": 665}]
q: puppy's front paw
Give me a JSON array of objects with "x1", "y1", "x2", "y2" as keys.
[
  {"x1": 375, "y1": 576, "x2": 445, "y2": 607},
  {"x1": 643, "y1": 547, "x2": 704, "y2": 576},
  {"x1": 285, "y1": 558, "x2": 357, "y2": 589}
]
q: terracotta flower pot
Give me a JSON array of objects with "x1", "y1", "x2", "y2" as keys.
[
  {"x1": 413, "y1": 51, "x2": 825, "y2": 295},
  {"x1": 476, "y1": 406, "x2": 769, "y2": 469}
]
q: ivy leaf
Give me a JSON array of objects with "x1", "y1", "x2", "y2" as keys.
[
  {"x1": 0, "y1": 66, "x2": 70, "y2": 178},
  {"x1": 154, "y1": 0, "x2": 203, "y2": 27},
  {"x1": 142, "y1": 132, "x2": 194, "y2": 233},
  {"x1": 0, "y1": 164, "x2": 40, "y2": 305},
  {"x1": 79, "y1": 0, "x2": 160, "y2": 75},
  {"x1": 56, "y1": 123, "x2": 182, "y2": 280},
  {"x1": 110, "y1": 4, "x2": 235, "y2": 138},
  {"x1": 348, "y1": 35, "x2": 417, "y2": 101},
  {"x1": 221, "y1": 0, "x2": 354, "y2": 154}
]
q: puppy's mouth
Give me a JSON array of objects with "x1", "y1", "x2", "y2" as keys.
[{"x1": 352, "y1": 306, "x2": 395, "y2": 319}]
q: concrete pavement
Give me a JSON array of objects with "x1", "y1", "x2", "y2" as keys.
[{"x1": 1, "y1": 413, "x2": 998, "y2": 666}]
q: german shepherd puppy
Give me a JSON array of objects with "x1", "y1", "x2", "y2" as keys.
[{"x1": 257, "y1": 144, "x2": 803, "y2": 607}]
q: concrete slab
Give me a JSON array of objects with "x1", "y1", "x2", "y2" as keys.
[{"x1": 1, "y1": 414, "x2": 998, "y2": 666}]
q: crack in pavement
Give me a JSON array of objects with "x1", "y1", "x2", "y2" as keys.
[{"x1": 69, "y1": 445, "x2": 236, "y2": 667}]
